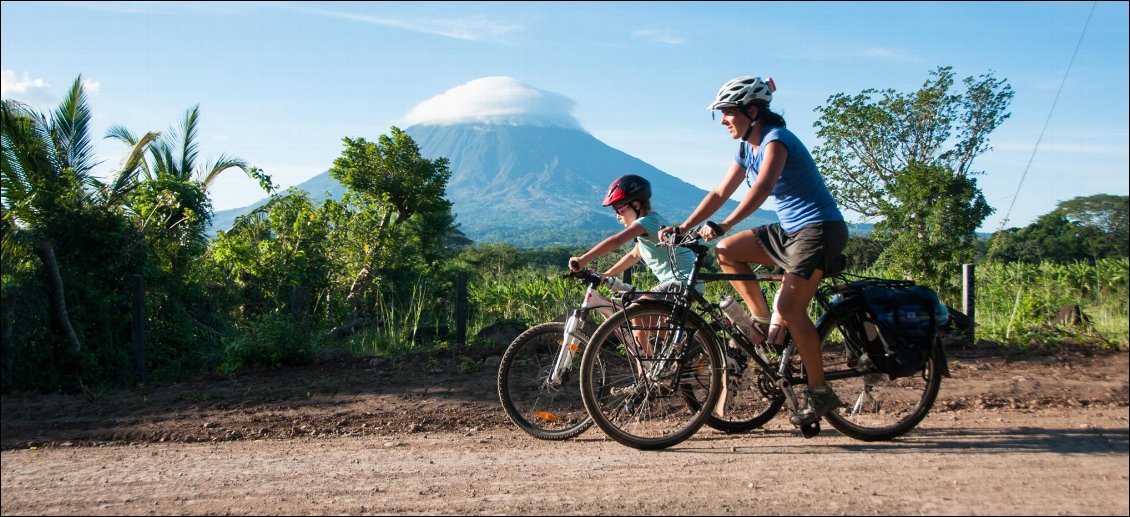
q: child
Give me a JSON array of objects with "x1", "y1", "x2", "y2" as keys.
[
  {"x1": 568, "y1": 174, "x2": 699, "y2": 300},
  {"x1": 568, "y1": 174, "x2": 700, "y2": 389}
]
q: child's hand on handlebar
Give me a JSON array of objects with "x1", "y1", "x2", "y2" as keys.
[
  {"x1": 568, "y1": 257, "x2": 584, "y2": 272},
  {"x1": 658, "y1": 225, "x2": 683, "y2": 245}
]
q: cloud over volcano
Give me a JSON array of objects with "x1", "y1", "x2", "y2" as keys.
[{"x1": 401, "y1": 76, "x2": 581, "y2": 129}]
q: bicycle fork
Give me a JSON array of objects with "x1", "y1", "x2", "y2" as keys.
[
  {"x1": 547, "y1": 310, "x2": 585, "y2": 386},
  {"x1": 644, "y1": 327, "x2": 686, "y2": 384},
  {"x1": 547, "y1": 284, "x2": 618, "y2": 386}
]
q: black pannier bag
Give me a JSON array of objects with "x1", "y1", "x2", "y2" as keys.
[{"x1": 834, "y1": 280, "x2": 945, "y2": 379}]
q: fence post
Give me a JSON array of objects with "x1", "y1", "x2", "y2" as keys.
[
  {"x1": 129, "y1": 274, "x2": 147, "y2": 384},
  {"x1": 962, "y1": 263, "x2": 976, "y2": 342},
  {"x1": 455, "y1": 271, "x2": 468, "y2": 346}
]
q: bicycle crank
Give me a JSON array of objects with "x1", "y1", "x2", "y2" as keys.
[{"x1": 800, "y1": 421, "x2": 821, "y2": 439}]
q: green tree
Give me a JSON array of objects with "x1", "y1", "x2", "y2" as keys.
[
  {"x1": 107, "y1": 104, "x2": 273, "y2": 243},
  {"x1": 1, "y1": 77, "x2": 101, "y2": 355},
  {"x1": 104, "y1": 106, "x2": 274, "y2": 378},
  {"x1": 987, "y1": 213, "x2": 1103, "y2": 263},
  {"x1": 327, "y1": 127, "x2": 455, "y2": 328},
  {"x1": 2, "y1": 77, "x2": 156, "y2": 389},
  {"x1": 874, "y1": 161, "x2": 993, "y2": 288},
  {"x1": 813, "y1": 66, "x2": 1012, "y2": 290},
  {"x1": 842, "y1": 235, "x2": 885, "y2": 270},
  {"x1": 1054, "y1": 194, "x2": 1128, "y2": 257},
  {"x1": 986, "y1": 194, "x2": 1128, "y2": 263}
]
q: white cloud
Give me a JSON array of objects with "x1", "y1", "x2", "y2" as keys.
[
  {"x1": 633, "y1": 29, "x2": 685, "y2": 45},
  {"x1": 860, "y1": 47, "x2": 913, "y2": 61},
  {"x1": 82, "y1": 78, "x2": 101, "y2": 94},
  {"x1": 1, "y1": 70, "x2": 51, "y2": 101},
  {"x1": 292, "y1": 5, "x2": 521, "y2": 42},
  {"x1": 400, "y1": 77, "x2": 581, "y2": 129}
]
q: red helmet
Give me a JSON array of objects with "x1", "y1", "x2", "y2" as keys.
[{"x1": 602, "y1": 174, "x2": 651, "y2": 207}]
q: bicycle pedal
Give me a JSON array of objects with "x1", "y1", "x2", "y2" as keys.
[{"x1": 800, "y1": 421, "x2": 821, "y2": 439}]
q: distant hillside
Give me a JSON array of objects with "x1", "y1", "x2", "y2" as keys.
[{"x1": 214, "y1": 122, "x2": 777, "y2": 247}]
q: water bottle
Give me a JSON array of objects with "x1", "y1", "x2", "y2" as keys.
[
  {"x1": 719, "y1": 296, "x2": 755, "y2": 339},
  {"x1": 765, "y1": 323, "x2": 783, "y2": 346}
]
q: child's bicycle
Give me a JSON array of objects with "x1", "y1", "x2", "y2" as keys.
[
  {"x1": 577, "y1": 228, "x2": 955, "y2": 450},
  {"x1": 496, "y1": 268, "x2": 633, "y2": 440}
]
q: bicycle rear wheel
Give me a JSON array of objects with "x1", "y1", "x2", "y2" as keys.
[
  {"x1": 579, "y1": 302, "x2": 722, "y2": 450},
  {"x1": 497, "y1": 322, "x2": 592, "y2": 440},
  {"x1": 704, "y1": 341, "x2": 785, "y2": 433},
  {"x1": 817, "y1": 316, "x2": 942, "y2": 441}
]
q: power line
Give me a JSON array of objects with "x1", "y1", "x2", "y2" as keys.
[
  {"x1": 994, "y1": 1, "x2": 1097, "y2": 236},
  {"x1": 985, "y1": 1, "x2": 1097, "y2": 263}
]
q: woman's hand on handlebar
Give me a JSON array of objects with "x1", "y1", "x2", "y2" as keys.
[{"x1": 698, "y1": 220, "x2": 727, "y2": 241}]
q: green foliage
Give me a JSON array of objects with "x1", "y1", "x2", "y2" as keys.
[
  {"x1": 873, "y1": 161, "x2": 993, "y2": 294},
  {"x1": 813, "y1": 66, "x2": 1011, "y2": 292},
  {"x1": 2, "y1": 78, "x2": 144, "y2": 390},
  {"x1": 843, "y1": 236, "x2": 884, "y2": 270},
  {"x1": 986, "y1": 194, "x2": 1129, "y2": 263},
  {"x1": 209, "y1": 190, "x2": 335, "y2": 319},
  {"x1": 1056, "y1": 194, "x2": 1128, "y2": 250},
  {"x1": 971, "y1": 258, "x2": 1128, "y2": 348},
  {"x1": 219, "y1": 314, "x2": 321, "y2": 373}
]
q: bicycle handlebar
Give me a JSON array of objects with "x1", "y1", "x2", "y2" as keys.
[
  {"x1": 563, "y1": 268, "x2": 634, "y2": 293},
  {"x1": 662, "y1": 226, "x2": 711, "y2": 257}
]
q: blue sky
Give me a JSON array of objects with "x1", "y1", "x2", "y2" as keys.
[{"x1": 2, "y1": 1, "x2": 1127, "y2": 233}]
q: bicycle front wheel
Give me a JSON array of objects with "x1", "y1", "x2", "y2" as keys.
[
  {"x1": 818, "y1": 316, "x2": 942, "y2": 441},
  {"x1": 579, "y1": 302, "x2": 722, "y2": 450},
  {"x1": 497, "y1": 322, "x2": 592, "y2": 440}
]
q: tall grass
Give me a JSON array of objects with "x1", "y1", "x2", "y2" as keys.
[
  {"x1": 341, "y1": 281, "x2": 449, "y2": 356},
  {"x1": 341, "y1": 257, "x2": 1128, "y2": 357},
  {"x1": 970, "y1": 258, "x2": 1128, "y2": 348},
  {"x1": 462, "y1": 258, "x2": 1128, "y2": 351}
]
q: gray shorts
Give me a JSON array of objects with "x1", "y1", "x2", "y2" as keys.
[{"x1": 752, "y1": 221, "x2": 848, "y2": 280}]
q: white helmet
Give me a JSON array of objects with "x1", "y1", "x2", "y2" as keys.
[{"x1": 708, "y1": 76, "x2": 776, "y2": 111}]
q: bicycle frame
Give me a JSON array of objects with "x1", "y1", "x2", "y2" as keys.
[
  {"x1": 548, "y1": 274, "x2": 628, "y2": 385},
  {"x1": 646, "y1": 236, "x2": 855, "y2": 414}
]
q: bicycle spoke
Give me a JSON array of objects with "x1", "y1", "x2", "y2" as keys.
[{"x1": 819, "y1": 320, "x2": 941, "y2": 441}]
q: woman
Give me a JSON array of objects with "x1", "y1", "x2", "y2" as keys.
[{"x1": 659, "y1": 76, "x2": 848, "y2": 426}]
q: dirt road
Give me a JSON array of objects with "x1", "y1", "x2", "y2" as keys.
[{"x1": 3, "y1": 348, "x2": 1128, "y2": 515}]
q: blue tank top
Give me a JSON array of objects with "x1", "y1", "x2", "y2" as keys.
[{"x1": 735, "y1": 126, "x2": 843, "y2": 232}]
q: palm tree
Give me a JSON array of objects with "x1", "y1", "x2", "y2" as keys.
[
  {"x1": 107, "y1": 105, "x2": 273, "y2": 238},
  {"x1": 1, "y1": 76, "x2": 101, "y2": 353}
]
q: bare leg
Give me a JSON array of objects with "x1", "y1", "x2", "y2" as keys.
[
  {"x1": 776, "y1": 270, "x2": 826, "y2": 387},
  {"x1": 715, "y1": 232, "x2": 774, "y2": 319}
]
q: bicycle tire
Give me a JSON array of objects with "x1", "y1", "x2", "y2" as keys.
[
  {"x1": 497, "y1": 322, "x2": 593, "y2": 440},
  {"x1": 579, "y1": 302, "x2": 722, "y2": 450},
  {"x1": 702, "y1": 341, "x2": 786, "y2": 433},
  {"x1": 817, "y1": 315, "x2": 942, "y2": 441}
]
